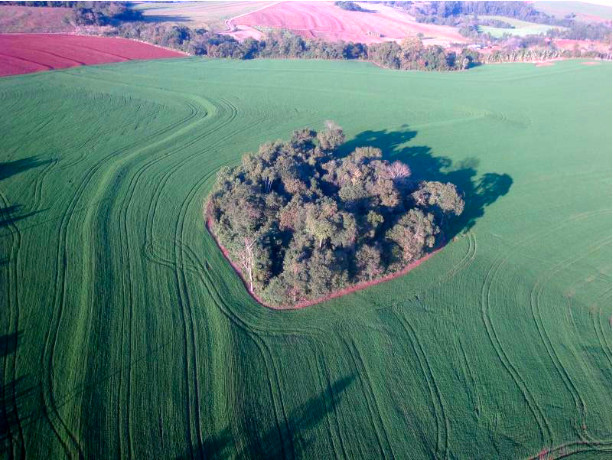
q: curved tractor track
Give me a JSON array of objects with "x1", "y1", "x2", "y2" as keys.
[{"x1": 0, "y1": 58, "x2": 610, "y2": 458}]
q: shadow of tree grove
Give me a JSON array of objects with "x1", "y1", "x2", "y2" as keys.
[
  {"x1": 340, "y1": 127, "x2": 513, "y2": 238},
  {"x1": 178, "y1": 375, "x2": 356, "y2": 459}
]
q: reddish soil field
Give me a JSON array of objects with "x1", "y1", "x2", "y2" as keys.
[
  {"x1": 0, "y1": 34, "x2": 186, "y2": 77},
  {"x1": 229, "y1": 1, "x2": 468, "y2": 46}
]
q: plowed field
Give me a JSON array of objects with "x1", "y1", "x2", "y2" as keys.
[{"x1": 0, "y1": 34, "x2": 186, "y2": 77}]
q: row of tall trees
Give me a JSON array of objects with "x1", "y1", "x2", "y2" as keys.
[
  {"x1": 368, "y1": 37, "x2": 480, "y2": 71},
  {"x1": 483, "y1": 46, "x2": 610, "y2": 63},
  {"x1": 107, "y1": 24, "x2": 481, "y2": 71},
  {"x1": 208, "y1": 123, "x2": 464, "y2": 307}
]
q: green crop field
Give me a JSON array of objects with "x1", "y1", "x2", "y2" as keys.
[
  {"x1": 478, "y1": 15, "x2": 564, "y2": 38},
  {"x1": 0, "y1": 58, "x2": 611, "y2": 459}
]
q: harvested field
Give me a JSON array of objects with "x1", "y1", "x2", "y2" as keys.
[
  {"x1": 0, "y1": 34, "x2": 186, "y2": 77},
  {"x1": 0, "y1": 58, "x2": 610, "y2": 458},
  {"x1": 229, "y1": 1, "x2": 468, "y2": 45},
  {"x1": 132, "y1": 1, "x2": 275, "y2": 31},
  {"x1": 0, "y1": 5, "x2": 73, "y2": 33}
]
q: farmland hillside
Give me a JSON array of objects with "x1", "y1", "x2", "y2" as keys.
[
  {"x1": 228, "y1": 1, "x2": 468, "y2": 45},
  {"x1": 533, "y1": 1, "x2": 612, "y2": 22},
  {"x1": 0, "y1": 34, "x2": 186, "y2": 77},
  {"x1": 0, "y1": 58, "x2": 611, "y2": 458},
  {"x1": 132, "y1": 1, "x2": 275, "y2": 32},
  {"x1": 1, "y1": 1, "x2": 610, "y2": 70}
]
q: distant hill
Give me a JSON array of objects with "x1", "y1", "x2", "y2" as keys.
[{"x1": 532, "y1": 1, "x2": 611, "y2": 23}]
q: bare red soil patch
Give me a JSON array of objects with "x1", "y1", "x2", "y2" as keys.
[
  {"x1": 206, "y1": 214, "x2": 445, "y2": 310},
  {"x1": 0, "y1": 34, "x2": 186, "y2": 77},
  {"x1": 229, "y1": 1, "x2": 467, "y2": 46}
]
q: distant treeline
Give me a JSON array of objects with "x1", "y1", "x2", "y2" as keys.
[
  {"x1": 71, "y1": 2, "x2": 142, "y2": 26},
  {"x1": 334, "y1": 1, "x2": 370, "y2": 13},
  {"x1": 0, "y1": 1, "x2": 143, "y2": 25},
  {"x1": 458, "y1": 21, "x2": 612, "y2": 47},
  {"x1": 386, "y1": 1, "x2": 570, "y2": 26},
  {"x1": 551, "y1": 22, "x2": 612, "y2": 41},
  {"x1": 384, "y1": 1, "x2": 612, "y2": 42},
  {"x1": 484, "y1": 34, "x2": 611, "y2": 62},
  {"x1": 484, "y1": 47, "x2": 610, "y2": 63},
  {"x1": 0, "y1": 1, "x2": 77, "y2": 6},
  {"x1": 108, "y1": 23, "x2": 481, "y2": 71},
  {"x1": 415, "y1": 2, "x2": 571, "y2": 26},
  {"x1": 3, "y1": 1, "x2": 609, "y2": 66}
]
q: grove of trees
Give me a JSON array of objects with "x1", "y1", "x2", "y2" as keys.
[
  {"x1": 207, "y1": 123, "x2": 464, "y2": 307},
  {"x1": 334, "y1": 1, "x2": 370, "y2": 13},
  {"x1": 108, "y1": 24, "x2": 481, "y2": 71}
]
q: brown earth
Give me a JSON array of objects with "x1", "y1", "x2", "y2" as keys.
[
  {"x1": 228, "y1": 1, "x2": 468, "y2": 46},
  {"x1": 0, "y1": 33, "x2": 187, "y2": 77}
]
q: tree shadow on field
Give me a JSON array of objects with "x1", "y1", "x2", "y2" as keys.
[
  {"x1": 339, "y1": 127, "x2": 513, "y2": 237},
  {"x1": 0, "y1": 157, "x2": 52, "y2": 182},
  {"x1": 177, "y1": 375, "x2": 356, "y2": 459},
  {"x1": 0, "y1": 332, "x2": 37, "y2": 455},
  {"x1": 0, "y1": 205, "x2": 41, "y2": 230},
  {"x1": 142, "y1": 15, "x2": 191, "y2": 24},
  {"x1": 1, "y1": 157, "x2": 52, "y2": 451},
  {"x1": 0, "y1": 332, "x2": 20, "y2": 358},
  {"x1": 0, "y1": 157, "x2": 50, "y2": 235}
]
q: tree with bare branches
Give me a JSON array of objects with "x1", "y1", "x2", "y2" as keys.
[{"x1": 238, "y1": 237, "x2": 256, "y2": 292}]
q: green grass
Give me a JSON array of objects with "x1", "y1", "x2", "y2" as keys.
[
  {"x1": 0, "y1": 58, "x2": 611, "y2": 458},
  {"x1": 478, "y1": 15, "x2": 565, "y2": 37}
]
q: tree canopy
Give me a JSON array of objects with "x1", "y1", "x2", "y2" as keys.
[{"x1": 207, "y1": 123, "x2": 464, "y2": 307}]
